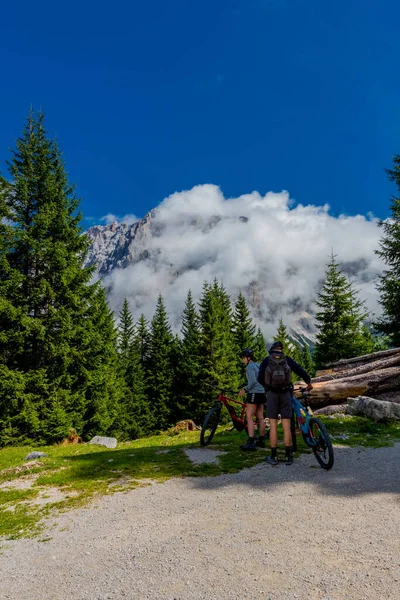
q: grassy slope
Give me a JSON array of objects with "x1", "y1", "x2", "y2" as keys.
[{"x1": 1, "y1": 415, "x2": 399, "y2": 541}]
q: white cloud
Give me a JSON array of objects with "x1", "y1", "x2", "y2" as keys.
[
  {"x1": 100, "y1": 213, "x2": 138, "y2": 226},
  {"x1": 101, "y1": 185, "x2": 385, "y2": 339}
]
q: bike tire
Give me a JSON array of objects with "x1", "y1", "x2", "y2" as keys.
[
  {"x1": 200, "y1": 406, "x2": 221, "y2": 447},
  {"x1": 308, "y1": 417, "x2": 334, "y2": 470}
]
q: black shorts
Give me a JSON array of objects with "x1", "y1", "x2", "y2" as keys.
[
  {"x1": 246, "y1": 392, "x2": 266, "y2": 405},
  {"x1": 266, "y1": 390, "x2": 293, "y2": 419}
]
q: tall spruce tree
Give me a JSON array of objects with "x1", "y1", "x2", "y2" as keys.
[
  {"x1": 121, "y1": 341, "x2": 153, "y2": 439},
  {"x1": 198, "y1": 281, "x2": 240, "y2": 415},
  {"x1": 301, "y1": 344, "x2": 315, "y2": 377},
  {"x1": 253, "y1": 327, "x2": 267, "y2": 363},
  {"x1": 169, "y1": 332, "x2": 183, "y2": 424},
  {"x1": 136, "y1": 314, "x2": 151, "y2": 369},
  {"x1": 375, "y1": 155, "x2": 400, "y2": 346},
  {"x1": 174, "y1": 291, "x2": 203, "y2": 422},
  {"x1": 292, "y1": 341, "x2": 302, "y2": 363},
  {"x1": 214, "y1": 281, "x2": 240, "y2": 389},
  {"x1": 273, "y1": 318, "x2": 293, "y2": 354},
  {"x1": 290, "y1": 340, "x2": 305, "y2": 383},
  {"x1": 81, "y1": 288, "x2": 123, "y2": 439},
  {"x1": 314, "y1": 253, "x2": 372, "y2": 368},
  {"x1": 117, "y1": 299, "x2": 135, "y2": 371},
  {"x1": 147, "y1": 294, "x2": 174, "y2": 430},
  {"x1": 232, "y1": 292, "x2": 257, "y2": 376},
  {"x1": 0, "y1": 111, "x2": 123, "y2": 444},
  {"x1": 232, "y1": 292, "x2": 256, "y2": 352},
  {"x1": 115, "y1": 299, "x2": 152, "y2": 439}
]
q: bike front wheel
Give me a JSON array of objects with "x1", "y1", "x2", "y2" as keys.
[
  {"x1": 200, "y1": 406, "x2": 221, "y2": 446},
  {"x1": 308, "y1": 417, "x2": 334, "y2": 470}
]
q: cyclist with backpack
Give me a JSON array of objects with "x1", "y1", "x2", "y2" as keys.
[
  {"x1": 238, "y1": 348, "x2": 267, "y2": 451},
  {"x1": 258, "y1": 341, "x2": 313, "y2": 465}
]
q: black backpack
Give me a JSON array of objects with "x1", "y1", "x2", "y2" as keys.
[{"x1": 265, "y1": 353, "x2": 292, "y2": 389}]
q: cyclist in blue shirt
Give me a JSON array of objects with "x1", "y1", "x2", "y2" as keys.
[{"x1": 238, "y1": 348, "x2": 267, "y2": 451}]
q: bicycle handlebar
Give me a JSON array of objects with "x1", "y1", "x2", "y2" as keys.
[
  {"x1": 293, "y1": 385, "x2": 312, "y2": 394},
  {"x1": 206, "y1": 382, "x2": 239, "y2": 395},
  {"x1": 293, "y1": 387, "x2": 311, "y2": 401}
]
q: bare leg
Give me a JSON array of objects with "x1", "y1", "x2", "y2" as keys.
[
  {"x1": 269, "y1": 418, "x2": 278, "y2": 448},
  {"x1": 256, "y1": 404, "x2": 266, "y2": 436},
  {"x1": 282, "y1": 418, "x2": 292, "y2": 447},
  {"x1": 246, "y1": 404, "x2": 257, "y2": 437}
]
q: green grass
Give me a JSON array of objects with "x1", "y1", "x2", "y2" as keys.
[
  {"x1": 1, "y1": 415, "x2": 399, "y2": 541},
  {"x1": 317, "y1": 414, "x2": 400, "y2": 448}
]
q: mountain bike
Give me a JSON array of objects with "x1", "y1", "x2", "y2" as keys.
[
  {"x1": 291, "y1": 388, "x2": 334, "y2": 470},
  {"x1": 200, "y1": 386, "x2": 254, "y2": 446}
]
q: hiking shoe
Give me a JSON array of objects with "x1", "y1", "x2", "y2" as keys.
[
  {"x1": 240, "y1": 439, "x2": 257, "y2": 451},
  {"x1": 255, "y1": 437, "x2": 266, "y2": 448},
  {"x1": 265, "y1": 455, "x2": 278, "y2": 466},
  {"x1": 284, "y1": 455, "x2": 293, "y2": 466}
]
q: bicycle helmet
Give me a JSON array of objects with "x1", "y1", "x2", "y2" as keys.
[
  {"x1": 241, "y1": 348, "x2": 254, "y2": 359},
  {"x1": 270, "y1": 341, "x2": 283, "y2": 351}
]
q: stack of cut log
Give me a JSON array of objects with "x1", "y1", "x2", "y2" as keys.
[{"x1": 297, "y1": 348, "x2": 400, "y2": 409}]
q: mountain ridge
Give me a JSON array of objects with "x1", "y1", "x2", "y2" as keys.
[{"x1": 83, "y1": 185, "x2": 383, "y2": 341}]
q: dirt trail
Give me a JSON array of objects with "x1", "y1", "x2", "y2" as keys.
[{"x1": 1, "y1": 444, "x2": 399, "y2": 600}]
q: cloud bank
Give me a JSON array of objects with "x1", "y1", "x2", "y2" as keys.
[{"x1": 101, "y1": 185, "x2": 384, "y2": 339}]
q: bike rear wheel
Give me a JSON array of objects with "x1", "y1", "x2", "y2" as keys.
[
  {"x1": 308, "y1": 417, "x2": 334, "y2": 470},
  {"x1": 200, "y1": 406, "x2": 221, "y2": 446}
]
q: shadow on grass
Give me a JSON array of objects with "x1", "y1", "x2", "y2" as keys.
[
  {"x1": 3, "y1": 417, "x2": 400, "y2": 501},
  {"x1": 47, "y1": 432, "x2": 254, "y2": 488},
  {"x1": 54, "y1": 429, "x2": 400, "y2": 500}
]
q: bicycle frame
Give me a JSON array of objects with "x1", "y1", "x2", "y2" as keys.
[
  {"x1": 291, "y1": 395, "x2": 317, "y2": 448},
  {"x1": 216, "y1": 392, "x2": 248, "y2": 431}
]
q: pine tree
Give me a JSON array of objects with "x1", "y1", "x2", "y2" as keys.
[
  {"x1": 232, "y1": 292, "x2": 256, "y2": 352},
  {"x1": 301, "y1": 344, "x2": 315, "y2": 377},
  {"x1": 375, "y1": 155, "x2": 400, "y2": 346},
  {"x1": 292, "y1": 341, "x2": 302, "y2": 364},
  {"x1": 135, "y1": 312, "x2": 152, "y2": 428},
  {"x1": 0, "y1": 176, "x2": 31, "y2": 442},
  {"x1": 174, "y1": 291, "x2": 204, "y2": 422},
  {"x1": 119, "y1": 342, "x2": 153, "y2": 440},
  {"x1": 253, "y1": 327, "x2": 267, "y2": 363},
  {"x1": 136, "y1": 314, "x2": 150, "y2": 367},
  {"x1": 0, "y1": 176, "x2": 15, "y2": 289},
  {"x1": 117, "y1": 298, "x2": 135, "y2": 371},
  {"x1": 147, "y1": 294, "x2": 174, "y2": 431},
  {"x1": 198, "y1": 281, "x2": 240, "y2": 417},
  {"x1": 0, "y1": 111, "x2": 124, "y2": 444},
  {"x1": 314, "y1": 253, "x2": 371, "y2": 368},
  {"x1": 169, "y1": 332, "x2": 183, "y2": 424},
  {"x1": 273, "y1": 318, "x2": 293, "y2": 354},
  {"x1": 289, "y1": 341, "x2": 301, "y2": 381},
  {"x1": 80, "y1": 288, "x2": 124, "y2": 439},
  {"x1": 115, "y1": 299, "x2": 152, "y2": 439},
  {"x1": 232, "y1": 292, "x2": 257, "y2": 376},
  {"x1": 212, "y1": 281, "x2": 239, "y2": 389}
]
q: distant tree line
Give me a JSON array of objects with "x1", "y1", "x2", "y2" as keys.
[{"x1": 0, "y1": 112, "x2": 399, "y2": 446}]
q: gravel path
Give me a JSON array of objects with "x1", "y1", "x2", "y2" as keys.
[{"x1": 1, "y1": 444, "x2": 399, "y2": 600}]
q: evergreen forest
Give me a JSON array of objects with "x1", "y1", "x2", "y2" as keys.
[{"x1": 0, "y1": 112, "x2": 399, "y2": 446}]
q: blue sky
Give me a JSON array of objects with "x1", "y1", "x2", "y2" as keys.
[{"x1": 1, "y1": 0, "x2": 399, "y2": 223}]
